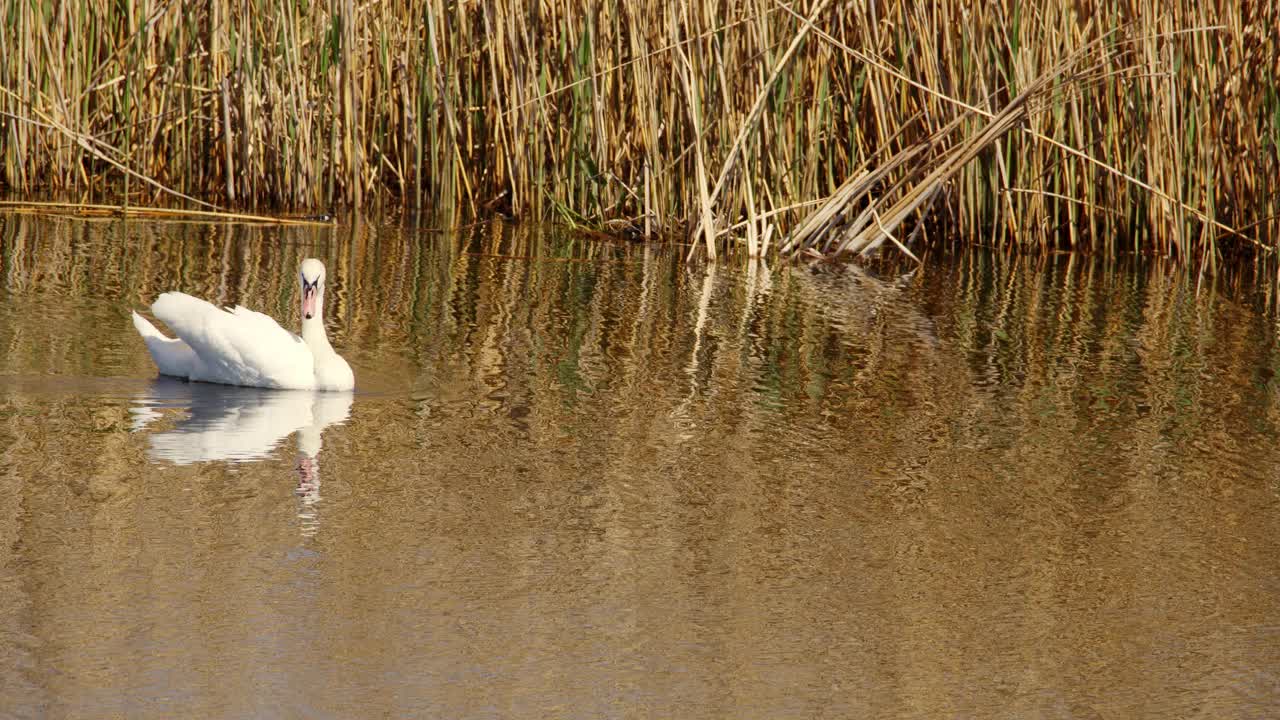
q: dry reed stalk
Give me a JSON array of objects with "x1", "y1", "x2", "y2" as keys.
[
  {"x1": 0, "y1": 91, "x2": 218, "y2": 209},
  {"x1": 0, "y1": 0, "x2": 1275, "y2": 268},
  {"x1": 0, "y1": 200, "x2": 333, "y2": 225},
  {"x1": 673, "y1": 29, "x2": 716, "y2": 261}
]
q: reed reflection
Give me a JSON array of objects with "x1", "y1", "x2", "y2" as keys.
[{"x1": 4, "y1": 213, "x2": 1280, "y2": 718}]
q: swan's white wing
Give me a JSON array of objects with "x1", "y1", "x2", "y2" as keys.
[
  {"x1": 152, "y1": 292, "x2": 315, "y2": 389},
  {"x1": 231, "y1": 304, "x2": 354, "y2": 390},
  {"x1": 227, "y1": 304, "x2": 292, "y2": 335}
]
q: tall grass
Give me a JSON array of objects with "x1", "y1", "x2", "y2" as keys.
[{"x1": 1, "y1": 0, "x2": 1277, "y2": 264}]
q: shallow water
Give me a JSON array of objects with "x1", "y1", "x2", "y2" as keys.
[{"x1": 2, "y1": 213, "x2": 1279, "y2": 718}]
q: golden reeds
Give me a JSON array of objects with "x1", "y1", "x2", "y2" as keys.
[{"x1": 1, "y1": 1, "x2": 1277, "y2": 266}]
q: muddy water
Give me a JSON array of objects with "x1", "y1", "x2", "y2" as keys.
[{"x1": 1, "y1": 213, "x2": 1278, "y2": 718}]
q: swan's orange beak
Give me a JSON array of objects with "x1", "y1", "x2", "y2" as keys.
[{"x1": 302, "y1": 285, "x2": 317, "y2": 319}]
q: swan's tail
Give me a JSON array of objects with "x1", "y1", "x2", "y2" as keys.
[
  {"x1": 131, "y1": 310, "x2": 166, "y2": 340},
  {"x1": 132, "y1": 310, "x2": 197, "y2": 378}
]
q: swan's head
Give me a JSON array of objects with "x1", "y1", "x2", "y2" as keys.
[{"x1": 300, "y1": 258, "x2": 327, "y2": 320}]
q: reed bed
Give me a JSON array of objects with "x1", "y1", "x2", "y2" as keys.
[{"x1": 1, "y1": 0, "x2": 1278, "y2": 266}]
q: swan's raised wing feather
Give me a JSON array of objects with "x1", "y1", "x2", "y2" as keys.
[
  {"x1": 228, "y1": 304, "x2": 300, "y2": 338},
  {"x1": 152, "y1": 292, "x2": 314, "y2": 389}
]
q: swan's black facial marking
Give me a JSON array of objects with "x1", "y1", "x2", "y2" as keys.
[{"x1": 301, "y1": 276, "x2": 321, "y2": 319}]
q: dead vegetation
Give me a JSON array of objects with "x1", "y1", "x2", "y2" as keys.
[{"x1": 1, "y1": 1, "x2": 1277, "y2": 268}]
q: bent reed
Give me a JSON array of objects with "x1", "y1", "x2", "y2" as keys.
[{"x1": 2, "y1": 0, "x2": 1278, "y2": 265}]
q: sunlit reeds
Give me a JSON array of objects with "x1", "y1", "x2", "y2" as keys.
[{"x1": 1, "y1": 0, "x2": 1277, "y2": 266}]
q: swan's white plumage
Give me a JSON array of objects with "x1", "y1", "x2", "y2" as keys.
[
  {"x1": 133, "y1": 260, "x2": 353, "y2": 391},
  {"x1": 132, "y1": 310, "x2": 199, "y2": 378},
  {"x1": 148, "y1": 291, "x2": 316, "y2": 389}
]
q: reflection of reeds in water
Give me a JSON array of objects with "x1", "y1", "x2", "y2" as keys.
[
  {"x1": 4, "y1": 213, "x2": 1280, "y2": 427},
  {"x1": 5, "y1": 215, "x2": 1280, "y2": 714},
  {"x1": 9, "y1": 212, "x2": 1276, "y2": 506},
  {"x1": 2, "y1": 2, "x2": 1277, "y2": 261}
]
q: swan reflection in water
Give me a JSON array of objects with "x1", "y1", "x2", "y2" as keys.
[{"x1": 130, "y1": 378, "x2": 352, "y2": 532}]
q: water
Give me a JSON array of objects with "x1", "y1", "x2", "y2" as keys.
[{"x1": 2, "y1": 213, "x2": 1279, "y2": 718}]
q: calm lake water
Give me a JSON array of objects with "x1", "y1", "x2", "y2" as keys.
[{"x1": 2, "y1": 212, "x2": 1279, "y2": 718}]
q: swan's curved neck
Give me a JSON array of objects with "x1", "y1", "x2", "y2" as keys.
[{"x1": 301, "y1": 300, "x2": 335, "y2": 355}]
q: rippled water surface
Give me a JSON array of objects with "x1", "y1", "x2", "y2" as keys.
[{"x1": 2, "y1": 213, "x2": 1280, "y2": 718}]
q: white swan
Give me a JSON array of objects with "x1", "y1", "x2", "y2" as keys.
[{"x1": 131, "y1": 258, "x2": 354, "y2": 391}]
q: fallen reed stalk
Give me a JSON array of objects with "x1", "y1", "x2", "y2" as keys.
[
  {"x1": 0, "y1": 93, "x2": 217, "y2": 209},
  {"x1": 0, "y1": 0, "x2": 1276, "y2": 267},
  {"x1": 0, "y1": 200, "x2": 333, "y2": 225},
  {"x1": 789, "y1": 35, "x2": 1099, "y2": 258}
]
